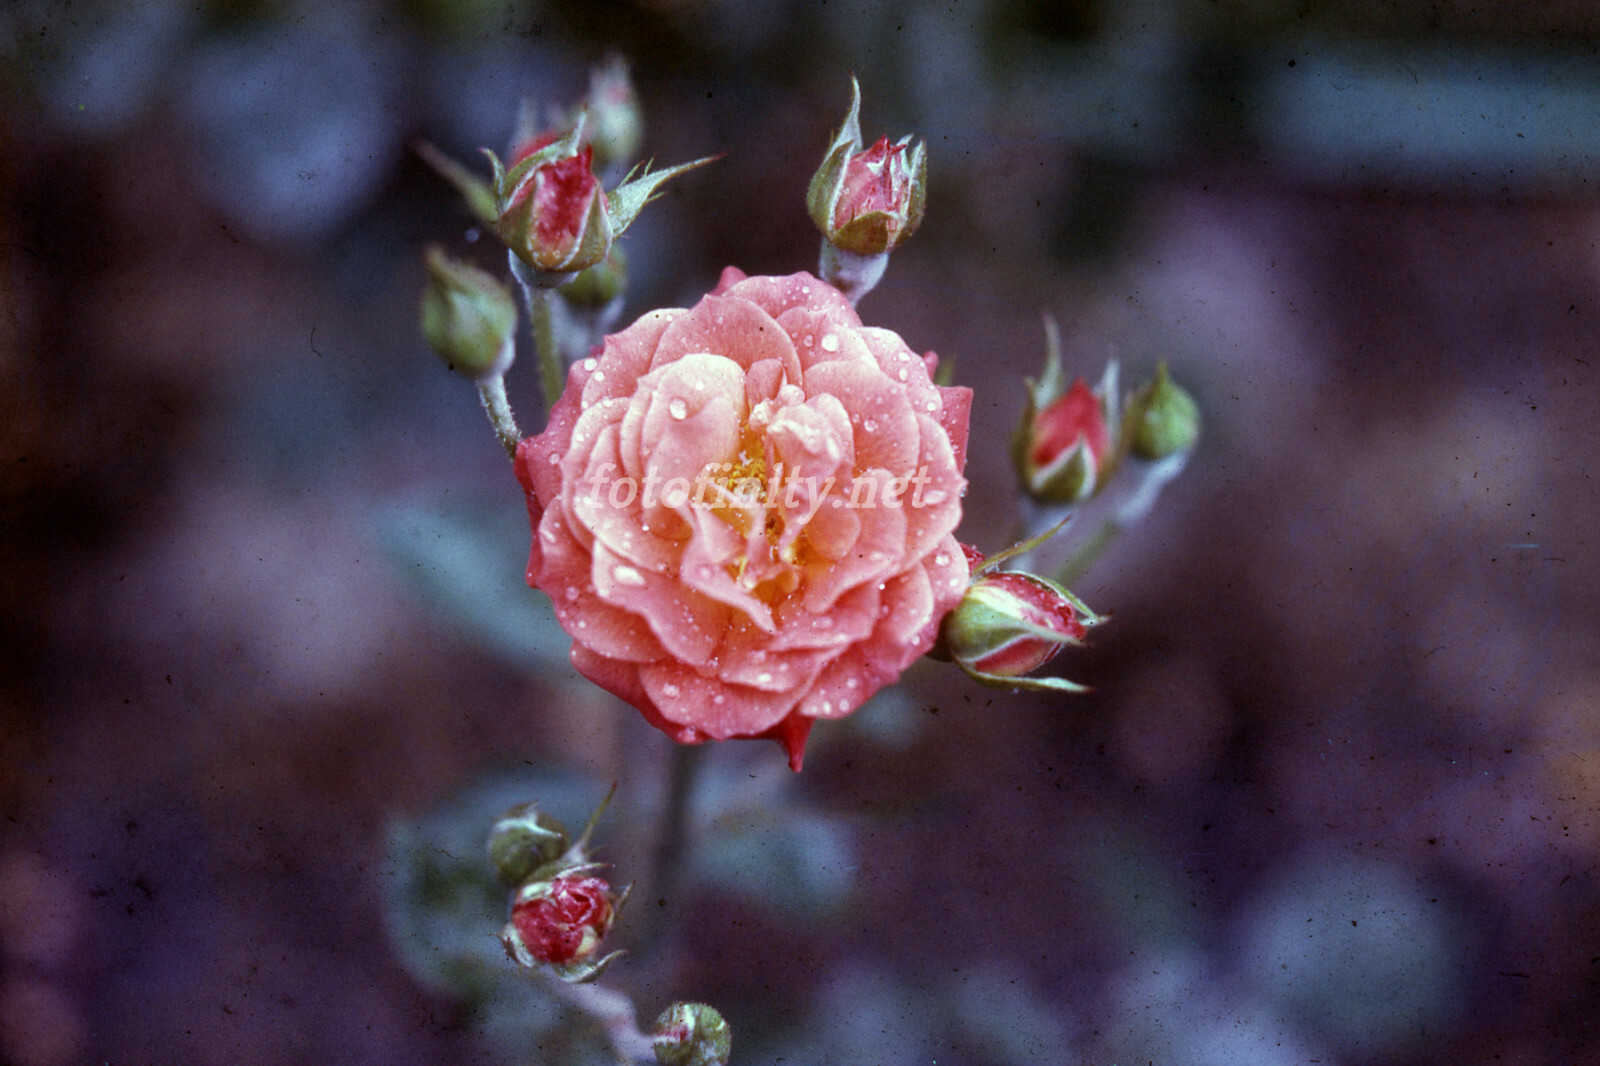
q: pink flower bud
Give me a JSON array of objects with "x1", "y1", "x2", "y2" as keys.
[
  {"x1": 1027, "y1": 377, "x2": 1111, "y2": 480},
  {"x1": 807, "y1": 80, "x2": 927, "y2": 258},
  {"x1": 826, "y1": 136, "x2": 925, "y2": 255},
  {"x1": 498, "y1": 143, "x2": 613, "y2": 275},
  {"x1": 936, "y1": 555, "x2": 1100, "y2": 691},
  {"x1": 503, "y1": 874, "x2": 616, "y2": 967},
  {"x1": 1012, "y1": 321, "x2": 1119, "y2": 505}
]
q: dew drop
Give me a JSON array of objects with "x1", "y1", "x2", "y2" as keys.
[
  {"x1": 862, "y1": 417, "x2": 878, "y2": 433},
  {"x1": 547, "y1": 452, "x2": 562, "y2": 465},
  {"x1": 934, "y1": 552, "x2": 950, "y2": 567},
  {"x1": 582, "y1": 357, "x2": 597, "y2": 370},
  {"x1": 694, "y1": 379, "x2": 706, "y2": 391},
  {"x1": 820, "y1": 333, "x2": 839, "y2": 352},
  {"x1": 815, "y1": 616, "x2": 834, "y2": 630},
  {"x1": 577, "y1": 620, "x2": 588, "y2": 629},
  {"x1": 926, "y1": 400, "x2": 938, "y2": 412},
  {"x1": 662, "y1": 682, "x2": 681, "y2": 698},
  {"x1": 922, "y1": 490, "x2": 949, "y2": 505},
  {"x1": 837, "y1": 700, "x2": 850, "y2": 712},
  {"x1": 756, "y1": 671, "x2": 774, "y2": 685},
  {"x1": 831, "y1": 499, "x2": 843, "y2": 508},
  {"x1": 712, "y1": 693, "x2": 725, "y2": 705},
  {"x1": 564, "y1": 586, "x2": 580, "y2": 602},
  {"x1": 949, "y1": 577, "x2": 963, "y2": 588},
  {"x1": 802, "y1": 333, "x2": 814, "y2": 347},
  {"x1": 897, "y1": 368, "x2": 909, "y2": 382},
  {"x1": 541, "y1": 527, "x2": 557, "y2": 542},
  {"x1": 821, "y1": 700, "x2": 833, "y2": 714},
  {"x1": 612, "y1": 565, "x2": 647, "y2": 587},
  {"x1": 668, "y1": 397, "x2": 689, "y2": 420},
  {"x1": 846, "y1": 677, "x2": 860, "y2": 690},
  {"x1": 592, "y1": 369, "x2": 606, "y2": 382}
]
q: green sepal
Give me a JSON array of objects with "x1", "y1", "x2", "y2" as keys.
[
  {"x1": 606, "y1": 154, "x2": 723, "y2": 236},
  {"x1": 415, "y1": 140, "x2": 499, "y2": 227},
  {"x1": 805, "y1": 75, "x2": 863, "y2": 233}
]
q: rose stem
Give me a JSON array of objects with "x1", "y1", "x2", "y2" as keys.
[
  {"x1": 530, "y1": 288, "x2": 564, "y2": 416},
  {"x1": 530, "y1": 968, "x2": 655, "y2": 1064},
  {"x1": 476, "y1": 373, "x2": 520, "y2": 458},
  {"x1": 634, "y1": 742, "x2": 703, "y2": 955},
  {"x1": 1050, "y1": 452, "x2": 1190, "y2": 585}
]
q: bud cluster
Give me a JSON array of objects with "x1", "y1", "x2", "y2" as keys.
[
  {"x1": 1012, "y1": 319, "x2": 1200, "y2": 507},
  {"x1": 491, "y1": 791, "x2": 627, "y2": 983}
]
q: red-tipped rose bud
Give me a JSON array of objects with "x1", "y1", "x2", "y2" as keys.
[
  {"x1": 502, "y1": 874, "x2": 616, "y2": 967},
  {"x1": 651, "y1": 1002, "x2": 732, "y2": 1066},
  {"x1": 808, "y1": 78, "x2": 927, "y2": 303},
  {"x1": 497, "y1": 139, "x2": 614, "y2": 278},
  {"x1": 936, "y1": 555, "x2": 1101, "y2": 692},
  {"x1": 808, "y1": 80, "x2": 926, "y2": 256},
  {"x1": 1013, "y1": 318, "x2": 1120, "y2": 504},
  {"x1": 485, "y1": 123, "x2": 717, "y2": 289}
]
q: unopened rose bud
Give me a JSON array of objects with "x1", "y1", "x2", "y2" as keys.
[
  {"x1": 419, "y1": 246, "x2": 517, "y2": 380},
  {"x1": 585, "y1": 54, "x2": 643, "y2": 171},
  {"x1": 1124, "y1": 361, "x2": 1200, "y2": 460},
  {"x1": 1013, "y1": 319, "x2": 1119, "y2": 504},
  {"x1": 502, "y1": 873, "x2": 616, "y2": 968},
  {"x1": 495, "y1": 137, "x2": 614, "y2": 280},
  {"x1": 559, "y1": 243, "x2": 628, "y2": 310},
  {"x1": 807, "y1": 78, "x2": 927, "y2": 257},
  {"x1": 936, "y1": 556, "x2": 1101, "y2": 692},
  {"x1": 652, "y1": 1002, "x2": 732, "y2": 1066},
  {"x1": 486, "y1": 803, "x2": 570, "y2": 887},
  {"x1": 486, "y1": 125, "x2": 717, "y2": 289}
]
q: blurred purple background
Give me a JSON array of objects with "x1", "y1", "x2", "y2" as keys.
[{"x1": 5, "y1": 1, "x2": 1600, "y2": 1063}]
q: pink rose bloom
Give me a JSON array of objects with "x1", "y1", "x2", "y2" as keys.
[{"x1": 515, "y1": 268, "x2": 971, "y2": 769}]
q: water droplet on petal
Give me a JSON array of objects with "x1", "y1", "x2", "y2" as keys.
[
  {"x1": 934, "y1": 552, "x2": 950, "y2": 567},
  {"x1": 712, "y1": 693, "x2": 725, "y2": 705},
  {"x1": 583, "y1": 357, "x2": 597, "y2": 370},
  {"x1": 862, "y1": 418, "x2": 877, "y2": 433},
  {"x1": 565, "y1": 586, "x2": 580, "y2": 601},
  {"x1": 926, "y1": 400, "x2": 938, "y2": 412},
  {"x1": 821, "y1": 700, "x2": 833, "y2": 713},
  {"x1": 756, "y1": 672, "x2": 774, "y2": 685},
  {"x1": 547, "y1": 452, "x2": 561, "y2": 465},
  {"x1": 592, "y1": 369, "x2": 606, "y2": 382},
  {"x1": 897, "y1": 368, "x2": 908, "y2": 382},
  {"x1": 662, "y1": 682, "x2": 681, "y2": 698},
  {"x1": 922, "y1": 490, "x2": 949, "y2": 505},
  {"x1": 820, "y1": 333, "x2": 839, "y2": 352},
  {"x1": 694, "y1": 379, "x2": 706, "y2": 390},
  {"x1": 668, "y1": 397, "x2": 688, "y2": 420},
  {"x1": 815, "y1": 616, "x2": 834, "y2": 630},
  {"x1": 612, "y1": 565, "x2": 647, "y2": 587},
  {"x1": 846, "y1": 678, "x2": 860, "y2": 690}
]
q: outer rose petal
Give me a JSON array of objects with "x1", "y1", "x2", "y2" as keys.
[{"x1": 517, "y1": 271, "x2": 971, "y2": 769}]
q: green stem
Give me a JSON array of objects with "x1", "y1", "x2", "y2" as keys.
[
  {"x1": 477, "y1": 374, "x2": 520, "y2": 459},
  {"x1": 1051, "y1": 516, "x2": 1119, "y2": 587},
  {"x1": 530, "y1": 969, "x2": 654, "y2": 1065},
  {"x1": 636, "y1": 743, "x2": 703, "y2": 955},
  {"x1": 530, "y1": 287, "x2": 565, "y2": 415}
]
